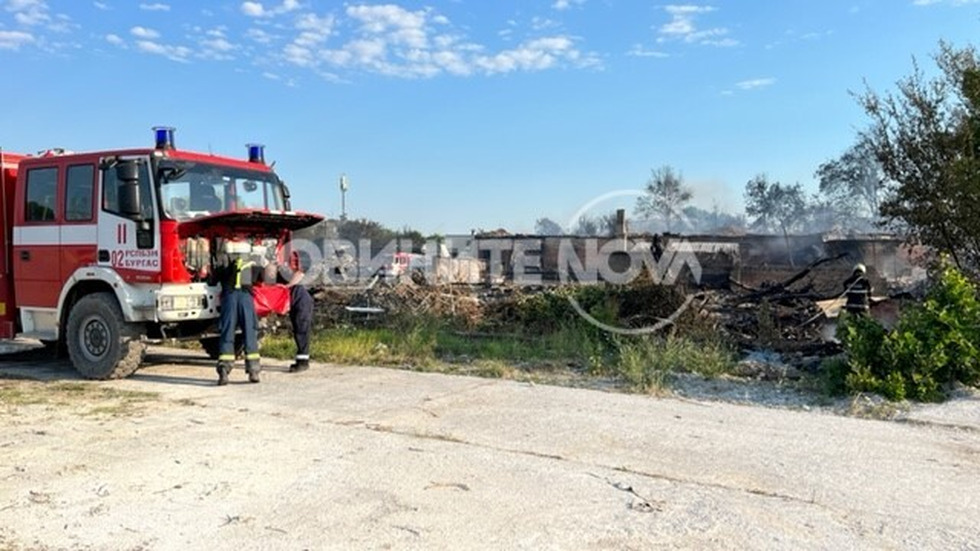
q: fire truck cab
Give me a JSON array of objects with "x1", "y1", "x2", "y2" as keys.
[{"x1": 0, "y1": 127, "x2": 321, "y2": 379}]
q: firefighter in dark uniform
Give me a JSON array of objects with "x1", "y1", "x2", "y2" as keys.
[
  {"x1": 843, "y1": 263, "x2": 873, "y2": 316},
  {"x1": 274, "y1": 249, "x2": 316, "y2": 372},
  {"x1": 213, "y1": 239, "x2": 263, "y2": 385}
]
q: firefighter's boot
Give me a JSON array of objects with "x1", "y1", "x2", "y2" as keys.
[
  {"x1": 288, "y1": 359, "x2": 310, "y2": 373},
  {"x1": 245, "y1": 360, "x2": 261, "y2": 383},
  {"x1": 216, "y1": 362, "x2": 232, "y2": 386}
]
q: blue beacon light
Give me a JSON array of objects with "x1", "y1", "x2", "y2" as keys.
[
  {"x1": 153, "y1": 126, "x2": 175, "y2": 150},
  {"x1": 247, "y1": 143, "x2": 265, "y2": 164}
]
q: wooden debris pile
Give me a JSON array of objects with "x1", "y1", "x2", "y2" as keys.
[
  {"x1": 310, "y1": 281, "x2": 484, "y2": 328},
  {"x1": 705, "y1": 254, "x2": 855, "y2": 353}
]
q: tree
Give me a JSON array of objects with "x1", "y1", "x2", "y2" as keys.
[
  {"x1": 815, "y1": 134, "x2": 889, "y2": 231},
  {"x1": 805, "y1": 194, "x2": 842, "y2": 234},
  {"x1": 337, "y1": 218, "x2": 426, "y2": 254},
  {"x1": 744, "y1": 174, "x2": 808, "y2": 265},
  {"x1": 635, "y1": 166, "x2": 693, "y2": 232},
  {"x1": 338, "y1": 217, "x2": 395, "y2": 245},
  {"x1": 572, "y1": 215, "x2": 599, "y2": 236},
  {"x1": 859, "y1": 42, "x2": 980, "y2": 269},
  {"x1": 398, "y1": 227, "x2": 426, "y2": 253},
  {"x1": 535, "y1": 217, "x2": 565, "y2": 235},
  {"x1": 680, "y1": 204, "x2": 747, "y2": 234},
  {"x1": 597, "y1": 211, "x2": 621, "y2": 236},
  {"x1": 744, "y1": 175, "x2": 807, "y2": 236}
]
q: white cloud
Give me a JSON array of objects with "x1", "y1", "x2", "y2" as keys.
[
  {"x1": 139, "y1": 3, "x2": 171, "y2": 11},
  {"x1": 115, "y1": 2, "x2": 601, "y2": 80},
  {"x1": 283, "y1": 4, "x2": 601, "y2": 79},
  {"x1": 347, "y1": 4, "x2": 429, "y2": 48},
  {"x1": 47, "y1": 13, "x2": 75, "y2": 33},
  {"x1": 531, "y1": 16, "x2": 559, "y2": 31},
  {"x1": 552, "y1": 0, "x2": 586, "y2": 10},
  {"x1": 241, "y1": 1, "x2": 264, "y2": 17},
  {"x1": 105, "y1": 33, "x2": 124, "y2": 46},
  {"x1": 201, "y1": 37, "x2": 234, "y2": 54},
  {"x1": 280, "y1": 13, "x2": 334, "y2": 67},
  {"x1": 628, "y1": 45, "x2": 669, "y2": 58},
  {"x1": 735, "y1": 77, "x2": 775, "y2": 90},
  {"x1": 130, "y1": 26, "x2": 160, "y2": 39},
  {"x1": 240, "y1": 0, "x2": 300, "y2": 18},
  {"x1": 657, "y1": 4, "x2": 738, "y2": 47},
  {"x1": 93, "y1": 2, "x2": 109, "y2": 10},
  {"x1": 0, "y1": 29, "x2": 34, "y2": 49},
  {"x1": 136, "y1": 39, "x2": 191, "y2": 62},
  {"x1": 246, "y1": 27, "x2": 275, "y2": 44},
  {"x1": 6, "y1": 0, "x2": 51, "y2": 26},
  {"x1": 473, "y1": 36, "x2": 597, "y2": 74}
]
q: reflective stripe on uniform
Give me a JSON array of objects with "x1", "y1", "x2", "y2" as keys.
[
  {"x1": 235, "y1": 259, "x2": 256, "y2": 289},
  {"x1": 296, "y1": 354, "x2": 310, "y2": 360},
  {"x1": 218, "y1": 354, "x2": 235, "y2": 361},
  {"x1": 245, "y1": 352, "x2": 261, "y2": 360}
]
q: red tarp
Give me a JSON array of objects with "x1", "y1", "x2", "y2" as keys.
[{"x1": 253, "y1": 284, "x2": 291, "y2": 316}]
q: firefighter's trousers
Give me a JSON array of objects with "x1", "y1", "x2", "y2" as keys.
[
  {"x1": 290, "y1": 285, "x2": 314, "y2": 361},
  {"x1": 218, "y1": 288, "x2": 260, "y2": 369}
]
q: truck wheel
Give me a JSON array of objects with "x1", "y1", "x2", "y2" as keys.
[{"x1": 66, "y1": 292, "x2": 145, "y2": 380}]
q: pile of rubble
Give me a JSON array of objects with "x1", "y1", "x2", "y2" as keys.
[
  {"x1": 288, "y1": 252, "x2": 918, "y2": 375},
  {"x1": 309, "y1": 282, "x2": 484, "y2": 328}
]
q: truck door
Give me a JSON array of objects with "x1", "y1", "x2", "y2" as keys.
[
  {"x1": 13, "y1": 164, "x2": 61, "y2": 310},
  {"x1": 61, "y1": 163, "x2": 98, "y2": 283},
  {"x1": 96, "y1": 157, "x2": 160, "y2": 281}
]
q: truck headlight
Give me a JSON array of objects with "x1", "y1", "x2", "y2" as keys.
[{"x1": 158, "y1": 295, "x2": 206, "y2": 311}]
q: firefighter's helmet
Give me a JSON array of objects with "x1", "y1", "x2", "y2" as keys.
[{"x1": 853, "y1": 263, "x2": 867, "y2": 274}]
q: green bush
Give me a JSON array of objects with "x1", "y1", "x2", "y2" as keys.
[{"x1": 831, "y1": 261, "x2": 980, "y2": 401}]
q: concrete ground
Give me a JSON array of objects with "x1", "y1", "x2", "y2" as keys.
[{"x1": 1, "y1": 347, "x2": 979, "y2": 550}]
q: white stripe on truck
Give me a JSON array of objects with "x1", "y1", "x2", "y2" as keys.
[{"x1": 14, "y1": 225, "x2": 98, "y2": 246}]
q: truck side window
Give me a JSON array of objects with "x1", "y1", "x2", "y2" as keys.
[
  {"x1": 25, "y1": 167, "x2": 58, "y2": 222},
  {"x1": 65, "y1": 164, "x2": 95, "y2": 222}
]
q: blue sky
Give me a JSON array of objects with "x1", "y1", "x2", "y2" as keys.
[{"x1": 1, "y1": 0, "x2": 978, "y2": 235}]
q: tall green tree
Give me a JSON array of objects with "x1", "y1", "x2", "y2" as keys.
[
  {"x1": 815, "y1": 134, "x2": 889, "y2": 229},
  {"x1": 635, "y1": 166, "x2": 693, "y2": 232},
  {"x1": 859, "y1": 42, "x2": 980, "y2": 268},
  {"x1": 744, "y1": 175, "x2": 808, "y2": 265},
  {"x1": 744, "y1": 174, "x2": 807, "y2": 235}
]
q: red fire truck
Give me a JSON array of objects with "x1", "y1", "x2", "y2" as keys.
[{"x1": 0, "y1": 127, "x2": 321, "y2": 379}]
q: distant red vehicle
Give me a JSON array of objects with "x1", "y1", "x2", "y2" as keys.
[
  {"x1": 379, "y1": 252, "x2": 425, "y2": 278},
  {"x1": 0, "y1": 127, "x2": 321, "y2": 379}
]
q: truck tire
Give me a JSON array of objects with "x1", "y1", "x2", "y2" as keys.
[{"x1": 66, "y1": 292, "x2": 145, "y2": 380}]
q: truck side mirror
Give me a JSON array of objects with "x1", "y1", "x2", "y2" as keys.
[
  {"x1": 119, "y1": 182, "x2": 142, "y2": 217},
  {"x1": 115, "y1": 160, "x2": 142, "y2": 218},
  {"x1": 115, "y1": 161, "x2": 140, "y2": 183},
  {"x1": 282, "y1": 183, "x2": 292, "y2": 211}
]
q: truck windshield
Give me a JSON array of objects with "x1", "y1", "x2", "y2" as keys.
[{"x1": 156, "y1": 160, "x2": 285, "y2": 221}]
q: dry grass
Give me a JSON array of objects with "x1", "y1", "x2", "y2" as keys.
[{"x1": 0, "y1": 380, "x2": 159, "y2": 417}]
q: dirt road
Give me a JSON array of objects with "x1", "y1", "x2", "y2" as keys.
[{"x1": 1, "y1": 347, "x2": 979, "y2": 550}]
